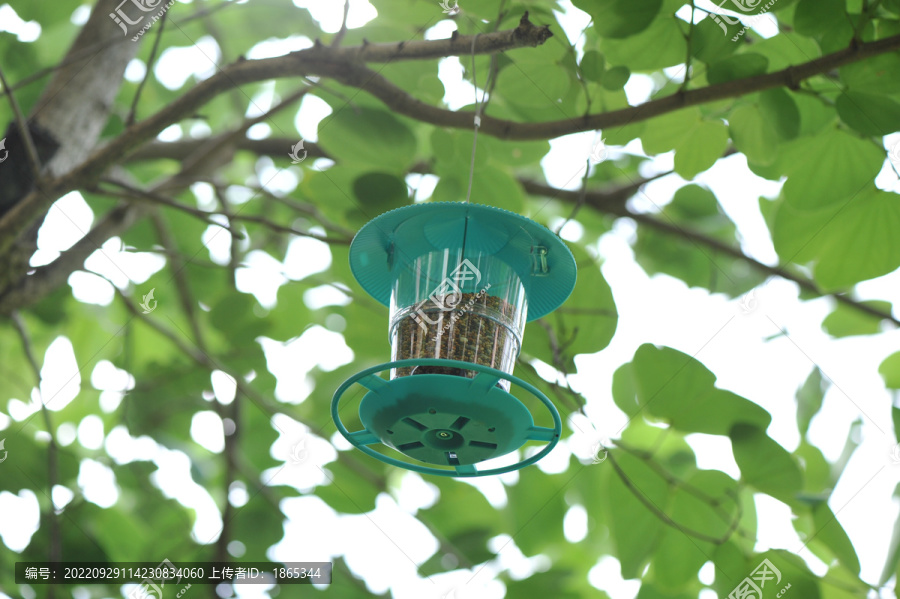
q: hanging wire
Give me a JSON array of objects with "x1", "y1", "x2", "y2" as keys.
[{"x1": 465, "y1": 32, "x2": 487, "y2": 204}]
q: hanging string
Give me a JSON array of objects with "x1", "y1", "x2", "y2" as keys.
[{"x1": 465, "y1": 32, "x2": 487, "y2": 204}]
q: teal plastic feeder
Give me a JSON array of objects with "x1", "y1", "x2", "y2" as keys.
[{"x1": 332, "y1": 203, "x2": 576, "y2": 477}]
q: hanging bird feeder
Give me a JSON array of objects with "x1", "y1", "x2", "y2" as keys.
[{"x1": 332, "y1": 202, "x2": 576, "y2": 477}]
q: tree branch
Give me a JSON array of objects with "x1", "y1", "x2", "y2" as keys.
[
  {"x1": 132, "y1": 135, "x2": 899, "y2": 327},
  {"x1": 2, "y1": 29, "x2": 898, "y2": 263},
  {"x1": 519, "y1": 178, "x2": 900, "y2": 327},
  {"x1": 0, "y1": 65, "x2": 41, "y2": 178},
  {"x1": 606, "y1": 449, "x2": 740, "y2": 545},
  {"x1": 0, "y1": 203, "x2": 146, "y2": 316},
  {"x1": 11, "y1": 311, "x2": 62, "y2": 581}
]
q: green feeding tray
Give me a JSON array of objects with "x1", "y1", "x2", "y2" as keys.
[{"x1": 332, "y1": 202, "x2": 577, "y2": 477}]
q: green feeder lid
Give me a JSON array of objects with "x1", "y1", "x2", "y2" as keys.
[{"x1": 349, "y1": 202, "x2": 577, "y2": 320}]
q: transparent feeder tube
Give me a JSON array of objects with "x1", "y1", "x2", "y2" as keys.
[{"x1": 389, "y1": 249, "x2": 527, "y2": 391}]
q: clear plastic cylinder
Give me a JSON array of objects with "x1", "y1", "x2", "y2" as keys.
[{"x1": 389, "y1": 248, "x2": 527, "y2": 391}]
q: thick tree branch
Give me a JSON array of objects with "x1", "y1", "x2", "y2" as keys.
[
  {"x1": 131, "y1": 137, "x2": 329, "y2": 162},
  {"x1": 3, "y1": 30, "x2": 898, "y2": 265},
  {"x1": 326, "y1": 33, "x2": 900, "y2": 140},
  {"x1": 0, "y1": 203, "x2": 145, "y2": 316},
  {"x1": 314, "y1": 11, "x2": 552, "y2": 61},
  {"x1": 0, "y1": 86, "x2": 315, "y2": 314}
]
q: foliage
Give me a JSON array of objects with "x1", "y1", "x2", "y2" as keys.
[{"x1": 0, "y1": 0, "x2": 899, "y2": 598}]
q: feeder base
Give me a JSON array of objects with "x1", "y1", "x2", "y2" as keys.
[
  {"x1": 332, "y1": 359, "x2": 562, "y2": 477},
  {"x1": 360, "y1": 374, "x2": 533, "y2": 466}
]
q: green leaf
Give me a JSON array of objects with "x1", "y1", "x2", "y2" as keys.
[
  {"x1": 729, "y1": 103, "x2": 779, "y2": 166},
  {"x1": 712, "y1": 541, "x2": 752, "y2": 599},
  {"x1": 605, "y1": 450, "x2": 666, "y2": 577},
  {"x1": 317, "y1": 106, "x2": 417, "y2": 171},
  {"x1": 504, "y1": 570, "x2": 589, "y2": 599},
  {"x1": 523, "y1": 244, "x2": 617, "y2": 366},
  {"x1": 796, "y1": 368, "x2": 826, "y2": 435},
  {"x1": 602, "y1": 65, "x2": 631, "y2": 90},
  {"x1": 779, "y1": 128, "x2": 885, "y2": 210},
  {"x1": 650, "y1": 525, "x2": 711, "y2": 591},
  {"x1": 495, "y1": 44, "x2": 571, "y2": 109},
  {"x1": 641, "y1": 109, "x2": 729, "y2": 179},
  {"x1": 880, "y1": 352, "x2": 900, "y2": 389},
  {"x1": 436, "y1": 165, "x2": 525, "y2": 213},
  {"x1": 419, "y1": 478, "x2": 501, "y2": 538},
  {"x1": 759, "y1": 89, "x2": 801, "y2": 141},
  {"x1": 600, "y1": 15, "x2": 687, "y2": 71},
  {"x1": 209, "y1": 292, "x2": 269, "y2": 345},
  {"x1": 794, "y1": 0, "x2": 848, "y2": 38},
  {"x1": 636, "y1": 585, "x2": 694, "y2": 599},
  {"x1": 822, "y1": 300, "x2": 892, "y2": 337},
  {"x1": 314, "y1": 457, "x2": 382, "y2": 514},
  {"x1": 707, "y1": 54, "x2": 769, "y2": 85},
  {"x1": 633, "y1": 184, "x2": 764, "y2": 296},
  {"x1": 649, "y1": 470, "x2": 739, "y2": 590},
  {"x1": 730, "y1": 423, "x2": 803, "y2": 502},
  {"x1": 504, "y1": 466, "x2": 569, "y2": 555},
  {"x1": 760, "y1": 550, "x2": 823, "y2": 599},
  {"x1": 841, "y1": 52, "x2": 900, "y2": 95},
  {"x1": 352, "y1": 172, "x2": 409, "y2": 212},
  {"x1": 809, "y1": 502, "x2": 861, "y2": 574},
  {"x1": 795, "y1": 441, "x2": 831, "y2": 495},
  {"x1": 836, "y1": 91, "x2": 900, "y2": 136},
  {"x1": 574, "y1": 0, "x2": 664, "y2": 38},
  {"x1": 630, "y1": 344, "x2": 772, "y2": 435},
  {"x1": 772, "y1": 187, "x2": 900, "y2": 290},
  {"x1": 691, "y1": 16, "x2": 740, "y2": 65},
  {"x1": 612, "y1": 362, "x2": 641, "y2": 418},
  {"x1": 232, "y1": 493, "x2": 288, "y2": 559},
  {"x1": 580, "y1": 50, "x2": 605, "y2": 81},
  {"x1": 0, "y1": 432, "x2": 80, "y2": 494}
]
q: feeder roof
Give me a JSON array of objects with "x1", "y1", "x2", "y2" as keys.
[{"x1": 349, "y1": 202, "x2": 577, "y2": 320}]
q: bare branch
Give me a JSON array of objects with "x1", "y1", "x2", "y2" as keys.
[
  {"x1": 11, "y1": 311, "x2": 62, "y2": 576},
  {"x1": 332, "y1": 0, "x2": 351, "y2": 47},
  {"x1": 126, "y1": 9, "x2": 169, "y2": 126},
  {"x1": 606, "y1": 449, "x2": 741, "y2": 545},
  {"x1": 318, "y1": 10, "x2": 552, "y2": 61}
]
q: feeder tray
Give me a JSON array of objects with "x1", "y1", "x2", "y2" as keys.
[{"x1": 332, "y1": 202, "x2": 576, "y2": 477}]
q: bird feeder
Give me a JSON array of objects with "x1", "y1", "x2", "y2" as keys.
[{"x1": 332, "y1": 203, "x2": 576, "y2": 477}]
